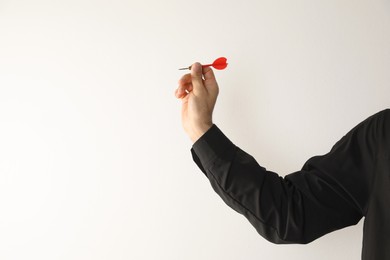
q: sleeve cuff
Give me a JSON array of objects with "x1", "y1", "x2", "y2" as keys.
[{"x1": 191, "y1": 124, "x2": 236, "y2": 171}]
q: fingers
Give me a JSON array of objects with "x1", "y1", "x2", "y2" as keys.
[
  {"x1": 190, "y1": 62, "x2": 205, "y2": 96},
  {"x1": 175, "y1": 87, "x2": 192, "y2": 99},
  {"x1": 202, "y1": 66, "x2": 215, "y2": 80},
  {"x1": 175, "y1": 62, "x2": 218, "y2": 99},
  {"x1": 202, "y1": 66, "x2": 219, "y2": 98},
  {"x1": 175, "y1": 73, "x2": 193, "y2": 99},
  {"x1": 178, "y1": 73, "x2": 192, "y2": 85}
]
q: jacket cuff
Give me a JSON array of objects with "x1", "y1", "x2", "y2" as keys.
[{"x1": 191, "y1": 124, "x2": 235, "y2": 171}]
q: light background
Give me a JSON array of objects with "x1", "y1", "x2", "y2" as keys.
[{"x1": 0, "y1": 0, "x2": 389, "y2": 259}]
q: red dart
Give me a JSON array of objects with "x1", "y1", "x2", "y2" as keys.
[{"x1": 179, "y1": 57, "x2": 228, "y2": 70}]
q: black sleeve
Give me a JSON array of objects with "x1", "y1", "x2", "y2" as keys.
[{"x1": 191, "y1": 111, "x2": 387, "y2": 244}]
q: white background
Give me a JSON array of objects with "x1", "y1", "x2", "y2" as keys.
[{"x1": 0, "y1": 0, "x2": 389, "y2": 259}]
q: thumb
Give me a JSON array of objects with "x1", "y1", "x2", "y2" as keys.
[{"x1": 191, "y1": 62, "x2": 205, "y2": 95}]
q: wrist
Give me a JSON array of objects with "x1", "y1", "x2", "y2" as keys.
[{"x1": 189, "y1": 123, "x2": 213, "y2": 143}]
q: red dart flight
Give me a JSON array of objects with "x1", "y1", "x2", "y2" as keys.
[{"x1": 179, "y1": 57, "x2": 228, "y2": 70}]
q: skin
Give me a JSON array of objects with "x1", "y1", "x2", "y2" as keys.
[{"x1": 175, "y1": 62, "x2": 219, "y2": 143}]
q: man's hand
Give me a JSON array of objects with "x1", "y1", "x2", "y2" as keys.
[{"x1": 175, "y1": 62, "x2": 219, "y2": 143}]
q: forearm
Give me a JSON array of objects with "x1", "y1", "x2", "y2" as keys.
[{"x1": 191, "y1": 125, "x2": 307, "y2": 243}]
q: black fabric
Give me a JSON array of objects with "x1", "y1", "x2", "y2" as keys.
[{"x1": 191, "y1": 109, "x2": 390, "y2": 260}]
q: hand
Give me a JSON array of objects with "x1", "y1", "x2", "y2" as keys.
[{"x1": 175, "y1": 62, "x2": 219, "y2": 143}]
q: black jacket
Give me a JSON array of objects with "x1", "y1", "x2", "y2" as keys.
[{"x1": 191, "y1": 109, "x2": 390, "y2": 260}]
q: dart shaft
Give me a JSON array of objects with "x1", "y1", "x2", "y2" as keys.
[{"x1": 178, "y1": 64, "x2": 212, "y2": 70}]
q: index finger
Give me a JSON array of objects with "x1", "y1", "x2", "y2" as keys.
[
  {"x1": 178, "y1": 73, "x2": 192, "y2": 85},
  {"x1": 202, "y1": 66, "x2": 217, "y2": 84}
]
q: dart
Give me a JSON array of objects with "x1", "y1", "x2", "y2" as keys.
[{"x1": 179, "y1": 57, "x2": 228, "y2": 70}]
